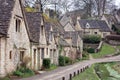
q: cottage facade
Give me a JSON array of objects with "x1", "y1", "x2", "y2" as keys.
[
  {"x1": 0, "y1": 0, "x2": 30, "y2": 77},
  {"x1": 76, "y1": 19, "x2": 111, "y2": 38}
]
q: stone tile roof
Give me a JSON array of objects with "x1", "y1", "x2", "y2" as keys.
[
  {"x1": 64, "y1": 31, "x2": 80, "y2": 47},
  {"x1": 25, "y1": 12, "x2": 42, "y2": 43},
  {"x1": 79, "y1": 19, "x2": 111, "y2": 32},
  {"x1": 58, "y1": 38, "x2": 70, "y2": 47},
  {"x1": 0, "y1": 0, "x2": 15, "y2": 35}
]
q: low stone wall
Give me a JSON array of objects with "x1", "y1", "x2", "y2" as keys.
[{"x1": 107, "y1": 40, "x2": 120, "y2": 46}]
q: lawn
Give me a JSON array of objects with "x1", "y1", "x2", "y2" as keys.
[
  {"x1": 72, "y1": 65, "x2": 99, "y2": 80},
  {"x1": 91, "y1": 43, "x2": 116, "y2": 58}
]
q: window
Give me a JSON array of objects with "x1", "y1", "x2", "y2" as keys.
[
  {"x1": 16, "y1": 19, "x2": 21, "y2": 32},
  {"x1": 9, "y1": 51, "x2": 12, "y2": 59},
  {"x1": 50, "y1": 32, "x2": 52, "y2": 41},
  {"x1": 34, "y1": 49, "x2": 36, "y2": 65},
  {"x1": 94, "y1": 32, "x2": 97, "y2": 34},
  {"x1": 20, "y1": 51, "x2": 24, "y2": 62},
  {"x1": 46, "y1": 48, "x2": 48, "y2": 55},
  {"x1": 41, "y1": 25, "x2": 44, "y2": 35},
  {"x1": 41, "y1": 48, "x2": 44, "y2": 59}
]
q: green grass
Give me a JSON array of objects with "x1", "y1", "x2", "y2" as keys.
[
  {"x1": 94, "y1": 62, "x2": 120, "y2": 80},
  {"x1": 94, "y1": 63, "x2": 110, "y2": 80},
  {"x1": 46, "y1": 64, "x2": 58, "y2": 71},
  {"x1": 91, "y1": 43, "x2": 116, "y2": 58},
  {"x1": 0, "y1": 77, "x2": 10, "y2": 80},
  {"x1": 72, "y1": 65, "x2": 99, "y2": 80}
]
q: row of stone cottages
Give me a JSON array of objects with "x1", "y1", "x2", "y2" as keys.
[
  {"x1": 0, "y1": 0, "x2": 84, "y2": 77},
  {"x1": 0, "y1": 0, "x2": 112, "y2": 77}
]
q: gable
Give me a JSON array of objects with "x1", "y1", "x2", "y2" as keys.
[{"x1": 64, "y1": 22, "x2": 75, "y2": 31}]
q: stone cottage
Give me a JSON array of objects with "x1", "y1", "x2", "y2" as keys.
[
  {"x1": 76, "y1": 19, "x2": 111, "y2": 38},
  {"x1": 0, "y1": 0, "x2": 30, "y2": 77}
]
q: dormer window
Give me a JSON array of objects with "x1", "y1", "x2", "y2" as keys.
[
  {"x1": 16, "y1": 19, "x2": 21, "y2": 32},
  {"x1": 86, "y1": 23, "x2": 90, "y2": 29}
]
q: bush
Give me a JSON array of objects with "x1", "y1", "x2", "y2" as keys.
[
  {"x1": 13, "y1": 67, "x2": 34, "y2": 77},
  {"x1": 59, "y1": 56, "x2": 72, "y2": 66},
  {"x1": 83, "y1": 35, "x2": 101, "y2": 44},
  {"x1": 43, "y1": 58, "x2": 51, "y2": 69},
  {"x1": 59, "y1": 56, "x2": 65, "y2": 66},
  {"x1": 87, "y1": 48, "x2": 95, "y2": 53},
  {"x1": 13, "y1": 70, "x2": 24, "y2": 76},
  {"x1": 64, "y1": 57, "x2": 72, "y2": 65}
]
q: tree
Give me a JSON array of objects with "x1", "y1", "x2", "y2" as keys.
[{"x1": 73, "y1": 0, "x2": 116, "y2": 17}]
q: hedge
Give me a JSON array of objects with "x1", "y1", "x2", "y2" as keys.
[
  {"x1": 43, "y1": 58, "x2": 51, "y2": 69},
  {"x1": 83, "y1": 35, "x2": 101, "y2": 44},
  {"x1": 59, "y1": 56, "x2": 72, "y2": 66},
  {"x1": 87, "y1": 48, "x2": 95, "y2": 53}
]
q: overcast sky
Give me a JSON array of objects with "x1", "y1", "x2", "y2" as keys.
[{"x1": 115, "y1": 0, "x2": 120, "y2": 8}]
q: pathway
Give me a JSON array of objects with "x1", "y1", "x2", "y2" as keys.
[{"x1": 15, "y1": 55, "x2": 120, "y2": 80}]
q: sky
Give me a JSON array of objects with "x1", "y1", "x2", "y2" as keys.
[{"x1": 115, "y1": 0, "x2": 120, "y2": 8}]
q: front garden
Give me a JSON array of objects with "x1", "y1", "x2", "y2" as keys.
[{"x1": 83, "y1": 35, "x2": 116, "y2": 59}]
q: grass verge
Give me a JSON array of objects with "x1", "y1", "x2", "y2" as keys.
[
  {"x1": 72, "y1": 65, "x2": 99, "y2": 80},
  {"x1": 91, "y1": 43, "x2": 116, "y2": 58}
]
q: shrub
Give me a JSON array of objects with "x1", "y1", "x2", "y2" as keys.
[
  {"x1": 59, "y1": 56, "x2": 72, "y2": 66},
  {"x1": 43, "y1": 58, "x2": 51, "y2": 69},
  {"x1": 87, "y1": 48, "x2": 95, "y2": 53},
  {"x1": 59, "y1": 56, "x2": 65, "y2": 66},
  {"x1": 83, "y1": 35, "x2": 101, "y2": 44},
  {"x1": 13, "y1": 67, "x2": 34, "y2": 77},
  {"x1": 64, "y1": 57, "x2": 72, "y2": 65},
  {"x1": 13, "y1": 70, "x2": 23, "y2": 76}
]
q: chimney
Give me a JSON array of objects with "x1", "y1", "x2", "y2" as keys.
[
  {"x1": 35, "y1": 0, "x2": 42, "y2": 12},
  {"x1": 77, "y1": 16, "x2": 81, "y2": 20}
]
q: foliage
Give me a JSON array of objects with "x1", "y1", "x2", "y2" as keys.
[
  {"x1": 25, "y1": 6, "x2": 36, "y2": 12},
  {"x1": 64, "y1": 56, "x2": 72, "y2": 65},
  {"x1": 49, "y1": 64, "x2": 58, "y2": 71},
  {"x1": 91, "y1": 43, "x2": 116, "y2": 58},
  {"x1": 13, "y1": 67, "x2": 34, "y2": 78},
  {"x1": 94, "y1": 63, "x2": 110, "y2": 80},
  {"x1": 43, "y1": 58, "x2": 51, "y2": 69},
  {"x1": 58, "y1": 56, "x2": 72, "y2": 66},
  {"x1": 94, "y1": 62, "x2": 120, "y2": 80},
  {"x1": 0, "y1": 77, "x2": 10, "y2": 80},
  {"x1": 87, "y1": 48, "x2": 95, "y2": 53},
  {"x1": 82, "y1": 53, "x2": 89, "y2": 60},
  {"x1": 59, "y1": 55, "x2": 65, "y2": 66},
  {"x1": 58, "y1": 45, "x2": 64, "y2": 55},
  {"x1": 112, "y1": 25, "x2": 120, "y2": 35},
  {"x1": 83, "y1": 35, "x2": 101, "y2": 44},
  {"x1": 13, "y1": 70, "x2": 23, "y2": 77}
]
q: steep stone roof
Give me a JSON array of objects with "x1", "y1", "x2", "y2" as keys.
[
  {"x1": 64, "y1": 31, "x2": 80, "y2": 47},
  {"x1": 0, "y1": 0, "x2": 15, "y2": 35},
  {"x1": 79, "y1": 20, "x2": 111, "y2": 32},
  {"x1": 25, "y1": 12, "x2": 42, "y2": 43},
  {"x1": 58, "y1": 38, "x2": 70, "y2": 47}
]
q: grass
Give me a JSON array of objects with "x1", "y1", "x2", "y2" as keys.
[
  {"x1": 46, "y1": 64, "x2": 58, "y2": 71},
  {"x1": 72, "y1": 65, "x2": 99, "y2": 80},
  {"x1": 94, "y1": 63, "x2": 110, "y2": 80},
  {"x1": 94, "y1": 62, "x2": 120, "y2": 80},
  {"x1": 113, "y1": 62, "x2": 120, "y2": 74},
  {"x1": 0, "y1": 77, "x2": 10, "y2": 80},
  {"x1": 91, "y1": 43, "x2": 116, "y2": 58}
]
